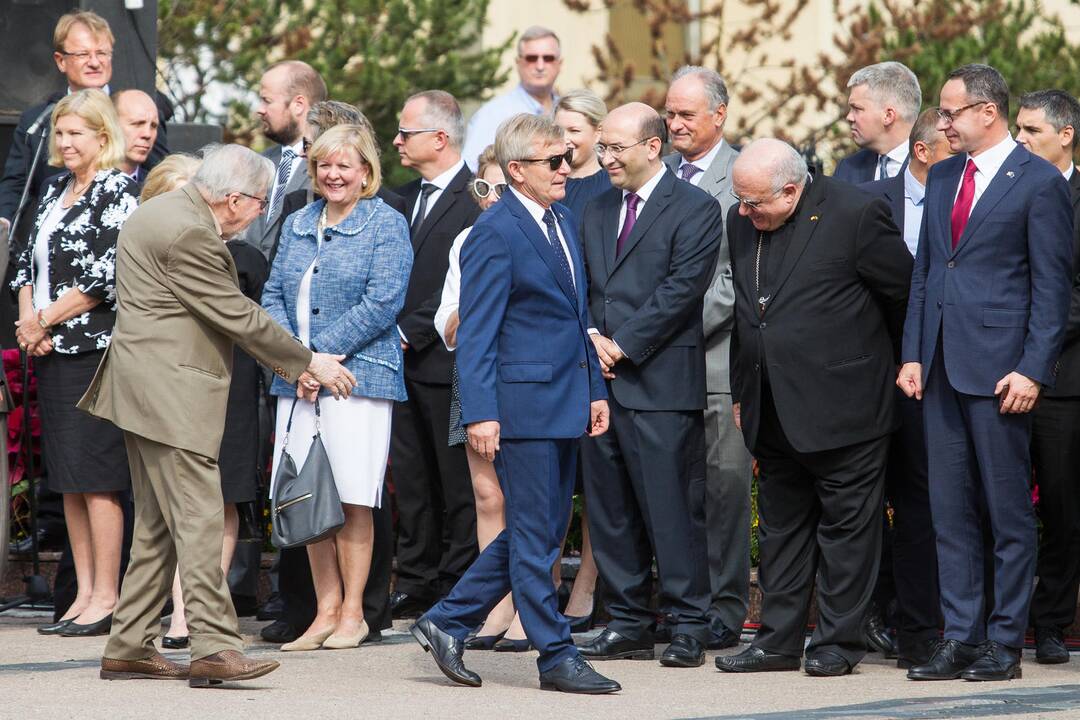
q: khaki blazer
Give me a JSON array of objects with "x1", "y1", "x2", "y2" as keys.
[{"x1": 78, "y1": 184, "x2": 311, "y2": 459}]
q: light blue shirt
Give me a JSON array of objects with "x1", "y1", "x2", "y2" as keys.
[
  {"x1": 902, "y1": 167, "x2": 925, "y2": 257},
  {"x1": 462, "y1": 84, "x2": 557, "y2": 171}
]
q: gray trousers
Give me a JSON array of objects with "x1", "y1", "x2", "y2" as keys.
[{"x1": 701, "y1": 391, "x2": 753, "y2": 634}]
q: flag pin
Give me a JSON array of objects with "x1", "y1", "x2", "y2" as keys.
[{"x1": 1006, "y1": 171, "x2": 1015, "y2": 178}]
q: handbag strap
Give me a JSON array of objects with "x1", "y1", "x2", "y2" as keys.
[{"x1": 281, "y1": 395, "x2": 321, "y2": 449}]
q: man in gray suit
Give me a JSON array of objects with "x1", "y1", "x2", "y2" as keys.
[
  {"x1": 242, "y1": 60, "x2": 328, "y2": 259},
  {"x1": 663, "y1": 65, "x2": 750, "y2": 651}
]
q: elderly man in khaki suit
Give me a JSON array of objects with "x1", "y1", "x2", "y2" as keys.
[{"x1": 80, "y1": 144, "x2": 355, "y2": 687}]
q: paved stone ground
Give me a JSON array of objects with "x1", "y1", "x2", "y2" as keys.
[{"x1": 2, "y1": 611, "x2": 1080, "y2": 720}]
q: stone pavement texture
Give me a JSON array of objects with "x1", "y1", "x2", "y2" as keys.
[{"x1": 2, "y1": 613, "x2": 1079, "y2": 720}]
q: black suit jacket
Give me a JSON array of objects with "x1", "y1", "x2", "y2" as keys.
[
  {"x1": 729, "y1": 174, "x2": 913, "y2": 453},
  {"x1": 861, "y1": 174, "x2": 905, "y2": 231},
  {"x1": 1046, "y1": 168, "x2": 1080, "y2": 397},
  {"x1": 395, "y1": 164, "x2": 479, "y2": 384},
  {"x1": 581, "y1": 169, "x2": 723, "y2": 411}
]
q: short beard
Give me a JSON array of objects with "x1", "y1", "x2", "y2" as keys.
[{"x1": 264, "y1": 116, "x2": 300, "y2": 147}]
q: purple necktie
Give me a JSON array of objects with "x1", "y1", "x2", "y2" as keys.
[
  {"x1": 679, "y1": 163, "x2": 702, "y2": 182},
  {"x1": 616, "y1": 192, "x2": 640, "y2": 256}
]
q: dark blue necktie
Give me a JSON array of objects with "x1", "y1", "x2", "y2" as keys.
[{"x1": 542, "y1": 209, "x2": 576, "y2": 294}]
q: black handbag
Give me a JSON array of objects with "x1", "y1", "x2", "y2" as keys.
[{"x1": 270, "y1": 397, "x2": 345, "y2": 549}]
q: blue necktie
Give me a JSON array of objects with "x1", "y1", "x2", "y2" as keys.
[
  {"x1": 269, "y1": 147, "x2": 295, "y2": 220},
  {"x1": 877, "y1": 154, "x2": 890, "y2": 180},
  {"x1": 542, "y1": 209, "x2": 575, "y2": 295}
]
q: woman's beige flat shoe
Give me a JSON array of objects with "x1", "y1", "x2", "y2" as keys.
[
  {"x1": 280, "y1": 626, "x2": 336, "y2": 652},
  {"x1": 322, "y1": 621, "x2": 368, "y2": 650}
]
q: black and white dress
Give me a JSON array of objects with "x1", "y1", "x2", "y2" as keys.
[{"x1": 11, "y1": 169, "x2": 139, "y2": 494}]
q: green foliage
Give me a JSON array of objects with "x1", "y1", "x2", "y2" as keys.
[{"x1": 157, "y1": 0, "x2": 512, "y2": 186}]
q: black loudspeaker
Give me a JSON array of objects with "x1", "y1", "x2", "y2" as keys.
[
  {"x1": 81, "y1": 0, "x2": 158, "y2": 96},
  {"x1": 0, "y1": 0, "x2": 69, "y2": 121}
]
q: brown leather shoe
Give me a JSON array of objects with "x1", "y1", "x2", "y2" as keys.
[
  {"x1": 188, "y1": 650, "x2": 280, "y2": 688},
  {"x1": 100, "y1": 653, "x2": 189, "y2": 680}
]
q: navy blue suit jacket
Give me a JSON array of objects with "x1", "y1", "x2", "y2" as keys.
[
  {"x1": 834, "y1": 148, "x2": 879, "y2": 184},
  {"x1": 902, "y1": 144, "x2": 1074, "y2": 394},
  {"x1": 457, "y1": 190, "x2": 606, "y2": 439}
]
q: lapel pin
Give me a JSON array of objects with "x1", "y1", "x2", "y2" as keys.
[
  {"x1": 1006, "y1": 171, "x2": 1015, "y2": 178},
  {"x1": 810, "y1": 215, "x2": 819, "y2": 221}
]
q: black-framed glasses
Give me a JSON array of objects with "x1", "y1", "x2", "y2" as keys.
[
  {"x1": 936, "y1": 101, "x2": 988, "y2": 125},
  {"x1": 594, "y1": 138, "x2": 652, "y2": 159},
  {"x1": 729, "y1": 186, "x2": 783, "y2": 210},
  {"x1": 520, "y1": 54, "x2": 559, "y2": 64},
  {"x1": 397, "y1": 127, "x2": 441, "y2": 142},
  {"x1": 471, "y1": 178, "x2": 507, "y2": 199},
  {"x1": 518, "y1": 148, "x2": 573, "y2": 171},
  {"x1": 58, "y1": 49, "x2": 113, "y2": 62},
  {"x1": 236, "y1": 191, "x2": 269, "y2": 211}
]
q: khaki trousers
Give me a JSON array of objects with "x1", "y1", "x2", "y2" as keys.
[{"x1": 104, "y1": 432, "x2": 243, "y2": 661}]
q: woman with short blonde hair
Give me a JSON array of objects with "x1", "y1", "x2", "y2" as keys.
[
  {"x1": 307, "y1": 124, "x2": 381, "y2": 200},
  {"x1": 12, "y1": 87, "x2": 139, "y2": 637}
]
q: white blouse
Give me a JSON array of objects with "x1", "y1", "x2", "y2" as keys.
[{"x1": 434, "y1": 226, "x2": 471, "y2": 351}]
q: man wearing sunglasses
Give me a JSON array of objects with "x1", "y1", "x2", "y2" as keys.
[
  {"x1": 461, "y1": 26, "x2": 562, "y2": 171},
  {"x1": 577, "y1": 103, "x2": 722, "y2": 669}
]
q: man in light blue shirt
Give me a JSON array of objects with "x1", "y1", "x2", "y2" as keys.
[{"x1": 462, "y1": 26, "x2": 562, "y2": 170}]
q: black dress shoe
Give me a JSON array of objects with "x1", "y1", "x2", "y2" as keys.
[
  {"x1": 961, "y1": 641, "x2": 1022, "y2": 681},
  {"x1": 660, "y1": 634, "x2": 705, "y2": 668},
  {"x1": 390, "y1": 591, "x2": 432, "y2": 619},
  {"x1": 259, "y1": 620, "x2": 300, "y2": 644},
  {"x1": 37, "y1": 619, "x2": 73, "y2": 636},
  {"x1": 60, "y1": 613, "x2": 113, "y2": 637},
  {"x1": 715, "y1": 645, "x2": 800, "y2": 673},
  {"x1": 578, "y1": 629, "x2": 655, "y2": 661},
  {"x1": 707, "y1": 616, "x2": 740, "y2": 650},
  {"x1": 897, "y1": 637, "x2": 939, "y2": 669},
  {"x1": 804, "y1": 650, "x2": 853, "y2": 677},
  {"x1": 465, "y1": 630, "x2": 506, "y2": 650},
  {"x1": 256, "y1": 593, "x2": 283, "y2": 621},
  {"x1": 907, "y1": 639, "x2": 981, "y2": 680},
  {"x1": 863, "y1": 603, "x2": 897, "y2": 658},
  {"x1": 539, "y1": 655, "x2": 621, "y2": 694},
  {"x1": 493, "y1": 637, "x2": 533, "y2": 652},
  {"x1": 410, "y1": 616, "x2": 481, "y2": 687},
  {"x1": 162, "y1": 635, "x2": 190, "y2": 649},
  {"x1": 362, "y1": 630, "x2": 382, "y2": 645},
  {"x1": 1035, "y1": 628, "x2": 1070, "y2": 665}
]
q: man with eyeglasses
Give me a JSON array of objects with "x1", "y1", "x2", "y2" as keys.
[
  {"x1": 461, "y1": 26, "x2": 563, "y2": 171},
  {"x1": 716, "y1": 138, "x2": 912, "y2": 678},
  {"x1": 577, "y1": 103, "x2": 720, "y2": 669},
  {"x1": 898, "y1": 64, "x2": 1074, "y2": 682},
  {"x1": 0, "y1": 10, "x2": 172, "y2": 237},
  {"x1": 388, "y1": 90, "x2": 480, "y2": 620}
]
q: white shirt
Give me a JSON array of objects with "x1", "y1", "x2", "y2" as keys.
[
  {"x1": 955, "y1": 133, "x2": 1017, "y2": 214},
  {"x1": 32, "y1": 193, "x2": 69, "y2": 310},
  {"x1": 269, "y1": 139, "x2": 304, "y2": 216},
  {"x1": 509, "y1": 187, "x2": 575, "y2": 286},
  {"x1": 435, "y1": 226, "x2": 470, "y2": 350},
  {"x1": 462, "y1": 85, "x2": 557, "y2": 171},
  {"x1": 677, "y1": 139, "x2": 726, "y2": 187},
  {"x1": 410, "y1": 159, "x2": 466, "y2": 227},
  {"x1": 618, "y1": 165, "x2": 668, "y2": 230},
  {"x1": 1063, "y1": 165, "x2": 1075, "y2": 181},
  {"x1": 877, "y1": 141, "x2": 909, "y2": 180}
]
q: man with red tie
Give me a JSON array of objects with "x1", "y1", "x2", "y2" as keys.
[{"x1": 898, "y1": 64, "x2": 1074, "y2": 682}]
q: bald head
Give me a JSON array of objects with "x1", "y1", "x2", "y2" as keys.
[
  {"x1": 731, "y1": 139, "x2": 809, "y2": 231},
  {"x1": 112, "y1": 89, "x2": 158, "y2": 173},
  {"x1": 599, "y1": 102, "x2": 666, "y2": 191}
]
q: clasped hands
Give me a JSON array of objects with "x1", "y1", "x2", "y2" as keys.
[
  {"x1": 897, "y1": 362, "x2": 1040, "y2": 414},
  {"x1": 591, "y1": 334, "x2": 624, "y2": 380},
  {"x1": 14, "y1": 313, "x2": 53, "y2": 356},
  {"x1": 297, "y1": 352, "x2": 357, "y2": 401}
]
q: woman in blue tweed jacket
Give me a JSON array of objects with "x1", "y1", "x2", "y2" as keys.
[{"x1": 262, "y1": 124, "x2": 412, "y2": 651}]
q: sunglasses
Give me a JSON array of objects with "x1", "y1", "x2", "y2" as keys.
[
  {"x1": 472, "y1": 178, "x2": 507, "y2": 199},
  {"x1": 397, "y1": 127, "x2": 441, "y2": 142},
  {"x1": 520, "y1": 54, "x2": 558, "y2": 64},
  {"x1": 518, "y1": 148, "x2": 574, "y2": 172}
]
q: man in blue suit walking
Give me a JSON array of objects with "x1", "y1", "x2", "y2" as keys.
[
  {"x1": 410, "y1": 113, "x2": 620, "y2": 694},
  {"x1": 898, "y1": 64, "x2": 1074, "y2": 682}
]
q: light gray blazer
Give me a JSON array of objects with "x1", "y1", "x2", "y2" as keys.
[
  {"x1": 664, "y1": 140, "x2": 739, "y2": 393},
  {"x1": 240, "y1": 144, "x2": 312, "y2": 260}
]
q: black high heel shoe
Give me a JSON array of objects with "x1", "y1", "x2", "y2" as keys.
[
  {"x1": 37, "y1": 618, "x2": 74, "y2": 636},
  {"x1": 162, "y1": 635, "x2": 190, "y2": 649},
  {"x1": 60, "y1": 613, "x2": 113, "y2": 637},
  {"x1": 464, "y1": 630, "x2": 507, "y2": 651},
  {"x1": 493, "y1": 637, "x2": 534, "y2": 652}
]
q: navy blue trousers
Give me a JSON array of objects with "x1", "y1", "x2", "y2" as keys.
[
  {"x1": 425, "y1": 438, "x2": 578, "y2": 673},
  {"x1": 923, "y1": 349, "x2": 1036, "y2": 648}
]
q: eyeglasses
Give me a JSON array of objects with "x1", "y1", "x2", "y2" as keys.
[
  {"x1": 472, "y1": 178, "x2": 507, "y2": 199},
  {"x1": 729, "y1": 187, "x2": 783, "y2": 210},
  {"x1": 936, "y1": 101, "x2": 988, "y2": 125},
  {"x1": 518, "y1": 148, "x2": 574, "y2": 171},
  {"x1": 520, "y1": 54, "x2": 559, "y2": 64},
  {"x1": 58, "y1": 50, "x2": 113, "y2": 63},
  {"x1": 594, "y1": 138, "x2": 653, "y2": 159},
  {"x1": 397, "y1": 127, "x2": 441, "y2": 142},
  {"x1": 236, "y1": 191, "x2": 269, "y2": 211},
  {"x1": 301, "y1": 137, "x2": 312, "y2": 156}
]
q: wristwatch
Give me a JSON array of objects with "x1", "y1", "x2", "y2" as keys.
[{"x1": 37, "y1": 310, "x2": 50, "y2": 330}]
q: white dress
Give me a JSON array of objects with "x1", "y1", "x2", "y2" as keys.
[{"x1": 268, "y1": 232, "x2": 392, "y2": 508}]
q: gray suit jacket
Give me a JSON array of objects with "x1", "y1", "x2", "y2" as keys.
[
  {"x1": 664, "y1": 140, "x2": 739, "y2": 392},
  {"x1": 241, "y1": 144, "x2": 311, "y2": 259}
]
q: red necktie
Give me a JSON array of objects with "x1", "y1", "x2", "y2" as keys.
[{"x1": 950, "y1": 159, "x2": 978, "y2": 249}]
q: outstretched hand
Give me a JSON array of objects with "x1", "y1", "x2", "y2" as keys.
[{"x1": 306, "y1": 353, "x2": 356, "y2": 399}]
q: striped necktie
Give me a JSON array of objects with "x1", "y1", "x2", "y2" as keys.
[{"x1": 268, "y1": 147, "x2": 295, "y2": 221}]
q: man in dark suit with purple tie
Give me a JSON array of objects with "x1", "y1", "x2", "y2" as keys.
[{"x1": 899, "y1": 64, "x2": 1075, "y2": 682}]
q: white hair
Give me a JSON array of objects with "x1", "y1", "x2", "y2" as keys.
[
  {"x1": 847, "y1": 62, "x2": 922, "y2": 124},
  {"x1": 191, "y1": 144, "x2": 274, "y2": 202},
  {"x1": 738, "y1": 138, "x2": 809, "y2": 192}
]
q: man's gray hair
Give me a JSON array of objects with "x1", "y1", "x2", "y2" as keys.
[
  {"x1": 406, "y1": 90, "x2": 465, "y2": 150},
  {"x1": 517, "y1": 25, "x2": 560, "y2": 55},
  {"x1": 738, "y1": 138, "x2": 808, "y2": 192},
  {"x1": 671, "y1": 65, "x2": 729, "y2": 111},
  {"x1": 192, "y1": 144, "x2": 274, "y2": 202},
  {"x1": 494, "y1": 113, "x2": 565, "y2": 183},
  {"x1": 847, "y1": 61, "x2": 922, "y2": 124}
]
